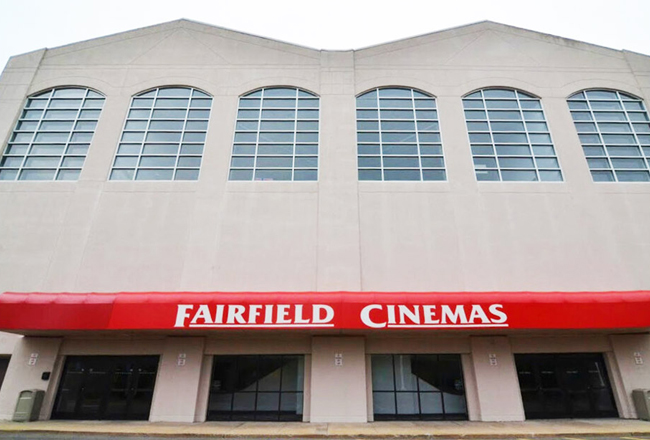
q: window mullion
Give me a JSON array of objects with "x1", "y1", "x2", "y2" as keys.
[{"x1": 586, "y1": 92, "x2": 614, "y2": 181}]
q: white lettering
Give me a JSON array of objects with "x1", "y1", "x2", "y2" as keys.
[
  {"x1": 398, "y1": 305, "x2": 420, "y2": 324},
  {"x1": 441, "y1": 305, "x2": 468, "y2": 324},
  {"x1": 248, "y1": 305, "x2": 262, "y2": 324},
  {"x1": 422, "y1": 305, "x2": 439, "y2": 324},
  {"x1": 489, "y1": 304, "x2": 507, "y2": 324},
  {"x1": 360, "y1": 304, "x2": 386, "y2": 328},
  {"x1": 312, "y1": 304, "x2": 334, "y2": 324},
  {"x1": 468, "y1": 305, "x2": 490, "y2": 324},
  {"x1": 387, "y1": 305, "x2": 396, "y2": 324},
  {"x1": 175, "y1": 305, "x2": 194, "y2": 327},
  {"x1": 191, "y1": 304, "x2": 213, "y2": 324},
  {"x1": 215, "y1": 304, "x2": 224, "y2": 324},
  {"x1": 294, "y1": 304, "x2": 310, "y2": 324},
  {"x1": 276, "y1": 304, "x2": 291, "y2": 324},
  {"x1": 264, "y1": 305, "x2": 274, "y2": 324},
  {"x1": 226, "y1": 305, "x2": 246, "y2": 324}
]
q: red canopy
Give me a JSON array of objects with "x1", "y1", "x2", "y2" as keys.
[{"x1": 0, "y1": 291, "x2": 649, "y2": 332}]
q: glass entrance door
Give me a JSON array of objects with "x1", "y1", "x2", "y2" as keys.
[
  {"x1": 207, "y1": 355, "x2": 304, "y2": 421},
  {"x1": 371, "y1": 354, "x2": 468, "y2": 420},
  {"x1": 515, "y1": 353, "x2": 618, "y2": 419},
  {"x1": 52, "y1": 356, "x2": 159, "y2": 420}
]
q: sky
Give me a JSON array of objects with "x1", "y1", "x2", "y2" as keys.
[{"x1": 0, "y1": 0, "x2": 649, "y2": 70}]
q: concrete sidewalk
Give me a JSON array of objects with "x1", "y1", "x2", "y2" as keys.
[{"x1": 0, "y1": 419, "x2": 649, "y2": 437}]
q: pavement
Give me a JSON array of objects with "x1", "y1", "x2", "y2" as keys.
[{"x1": 0, "y1": 419, "x2": 649, "y2": 438}]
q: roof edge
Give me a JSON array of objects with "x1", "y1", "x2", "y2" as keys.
[{"x1": 355, "y1": 20, "x2": 649, "y2": 57}]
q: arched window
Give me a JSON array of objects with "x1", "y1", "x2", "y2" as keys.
[
  {"x1": 0, "y1": 87, "x2": 105, "y2": 181},
  {"x1": 229, "y1": 87, "x2": 319, "y2": 181},
  {"x1": 568, "y1": 90, "x2": 650, "y2": 182},
  {"x1": 356, "y1": 87, "x2": 445, "y2": 181},
  {"x1": 110, "y1": 86, "x2": 212, "y2": 180},
  {"x1": 463, "y1": 88, "x2": 562, "y2": 182}
]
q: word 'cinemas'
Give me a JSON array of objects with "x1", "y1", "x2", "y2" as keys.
[{"x1": 174, "y1": 303, "x2": 509, "y2": 329}]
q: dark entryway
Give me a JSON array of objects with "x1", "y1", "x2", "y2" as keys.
[
  {"x1": 52, "y1": 356, "x2": 159, "y2": 420},
  {"x1": 515, "y1": 353, "x2": 618, "y2": 419},
  {"x1": 0, "y1": 357, "x2": 9, "y2": 389},
  {"x1": 207, "y1": 355, "x2": 304, "y2": 421},
  {"x1": 371, "y1": 354, "x2": 468, "y2": 420}
]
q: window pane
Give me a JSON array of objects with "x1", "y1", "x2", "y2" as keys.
[
  {"x1": 569, "y1": 90, "x2": 650, "y2": 182},
  {"x1": 175, "y1": 169, "x2": 199, "y2": 180},
  {"x1": 590, "y1": 101, "x2": 622, "y2": 110},
  {"x1": 359, "y1": 157, "x2": 381, "y2": 168},
  {"x1": 473, "y1": 157, "x2": 497, "y2": 169},
  {"x1": 0, "y1": 87, "x2": 105, "y2": 181},
  {"x1": 485, "y1": 99, "x2": 519, "y2": 109},
  {"x1": 423, "y1": 170, "x2": 446, "y2": 180},
  {"x1": 615, "y1": 170, "x2": 650, "y2": 181},
  {"x1": 384, "y1": 169, "x2": 420, "y2": 180},
  {"x1": 587, "y1": 158, "x2": 610, "y2": 169},
  {"x1": 501, "y1": 170, "x2": 538, "y2": 181},
  {"x1": 484, "y1": 89, "x2": 516, "y2": 98},
  {"x1": 495, "y1": 145, "x2": 530, "y2": 155},
  {"x1": 57, "y1": 169, "x2": 81, "y2": 180},
  {"x1": 140, "y1": 156, "x2": 176, "y2": 167},
  {"x1": 110, "y1": 169, "x2": 135, "y2": 180},
  {"x1": 229, "y1": 89, "x2": 317, "y2": 180},
  {"x1": 177, "y1": 157, "x2": 201, "y2": 168},
  {"x1": 583, "y1": 146, "x2": 606, "y2": 156},
  {"x1": 188, "y1": 110, "x2": 210, "y2": 119},
  {"x1": 591, "y1": 170, "x2": 615, "y2": 181},
  {"x1": 135, "y1": 169, "x2": 174, "y2": 180},
  {"x1": 19, "y1": 169, "x2": 56, "y2": 180},
  {"x1": 294, "y1": 170, "x2": 317, "y2": 180},
  {"x1": 154, "y1": 98, "x2": 189, "y2": 108},
  {"x1": 610, "y1": 158, "x2": 646, "y2": 169},
  {"x1": 149, "y1": 120, "x2": 184, "y2": 131},
  {"x1": 539, "y1": 170, "x2": 563, "y2": 181},
  {"x1": 475, "y1": 170, "x2": 499, "y2": 180},
  {"x1": 0, "y1": 156, "x2": 24, "y2": 167},
  {"x1": 61, "y1": 157, "x2": 85, "y2": 168},
  {"x1": 356, "y1": 88, "x2": 445, "y2": 181},
  {"x1": 488, "y1": 111, "x2": 522, "y2": 120},
  {"x1": 152, "y1": 109, "x2": 186, "y2": 119},
  {"x1": 536, "y1": 158, "x2": 560, "y2": 168},
  {"x1": 109, "y1": 87, "x2": 210, "y2": 181},
  {"x1": 295, "y1": 157, "x2": 317, "y2": 168},
  {"x1": 607, "y1": 146, "x2": 641, "y2": 157},
  {"x1": 383, "y1": 144, "x2": 418, "y2": 155},
  {"x1": 254, "y1": 169, "x2": 291, "y2": 181},
  {"x1": 114, "y1": 157, "x2": 138, "y2": 168},
  {"x1": 359, "y1": 169, "x2": 381, "y2": 180},
  {"x1": 465, "y1": 89, "x2": 560, "y2": 182},
  {"x1": 229, "y1": 169, "x2": 253, "y2": 180},
  {"x1": 371, "y1": 354, "x2": 467, "y2": 420}
]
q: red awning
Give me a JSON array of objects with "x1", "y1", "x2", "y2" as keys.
[{"x1": 0, "y1": 291, "x2": 649, "y2": 332}]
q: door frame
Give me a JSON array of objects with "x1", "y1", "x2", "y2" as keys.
[
  {"x1": 514, "y1": 352, "x2": 619, "y2": 419},
  {"x1": 51, "y1": 355, "x2": 160, "y2": 421}
]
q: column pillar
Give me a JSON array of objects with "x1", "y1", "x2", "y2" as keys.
[
  {"x1": 149, "y1": 337, "x2": 205, "y2": 422},
  {"x1": 310, "y1": 336, "x2": 367, "y2": 422},
  {"x1": 470, "y1": 336, "x2": 525, "y2": 421},
  {"x1": 0, "y1": 336, "x2": 62, "y2": 420},
  {"x1": 609, "y1": 333, "x2": 650, "y2": 418}
]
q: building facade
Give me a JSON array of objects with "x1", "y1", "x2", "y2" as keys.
[{"x1": 0, "y1": 19, "x2": 649, "y2": 423}]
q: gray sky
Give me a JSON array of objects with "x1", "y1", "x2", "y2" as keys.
[{"x1": 0, "y1": 0, "x2": 649, "y2": 70}]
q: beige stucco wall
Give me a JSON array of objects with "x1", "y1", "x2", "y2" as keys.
[
  {"x1": 0, "y1": 20, "x2": 649, "y2": 423},
  {"x1": 0, "y1": 21, "x2": 648, "y2": 299}
]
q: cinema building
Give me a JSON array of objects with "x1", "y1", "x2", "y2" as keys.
[{"x1": 0, "y1": 19, "x2": 649, "y2": 424}]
